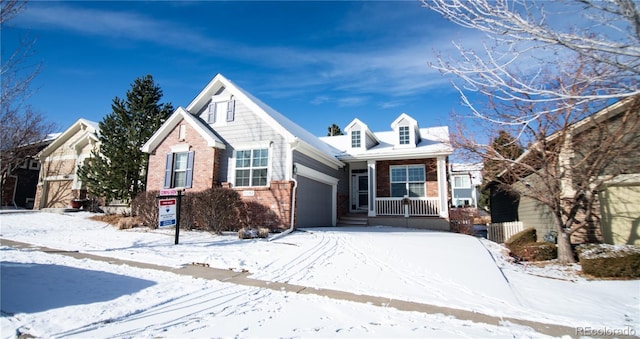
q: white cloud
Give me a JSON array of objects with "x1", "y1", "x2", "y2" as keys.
[
  {"x1": 338, "y1": 96, "x2": 369, "y2": 107},
  {"x1": 15, "y1": 3, "x2": 484, "y2": 102},
  {"x1": 17, "y1": 4, "x2": 219, "y2": 51}
]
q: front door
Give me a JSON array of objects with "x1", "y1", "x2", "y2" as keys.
[{"x1": 352, "y1": 173, "x2": 368, "y2": 211}]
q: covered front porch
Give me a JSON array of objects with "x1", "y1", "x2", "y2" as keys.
[{"x1": 345, "y1": 157, "x2": 449, "y2": 223}]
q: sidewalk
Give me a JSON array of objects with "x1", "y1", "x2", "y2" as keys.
[{"x1": 1, "y1": 238, "x2": 579, "y2": 337}]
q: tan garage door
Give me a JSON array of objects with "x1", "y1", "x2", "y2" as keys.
[
  {"x1": 600, "y1": 185, "x2": 640, "y2": 246},
  {"x1": 44, "y1": 180, "x2": 74, "y2": 208}
]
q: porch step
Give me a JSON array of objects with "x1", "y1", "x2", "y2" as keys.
[{"x1": 337, "y1": 214, "x2": 368, "y2": 227}]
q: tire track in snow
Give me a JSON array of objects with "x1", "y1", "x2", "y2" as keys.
[
  {"x1": 335, "y1": 232, "x2": 451, "y2": 300},
  {"x1": 58, "y1": 283, "x2": 261, "y2": 338},
  {"x1": 253, "y1": 231, "x2": 340, "y2": 283}
]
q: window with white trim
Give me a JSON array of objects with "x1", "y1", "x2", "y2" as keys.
[
  {"x1": 351, "y1": 130, "x2": 361, "y2": 148},
  {"x1": 453, "y1": 175, "x2": 471, "y2": 188},
  {"x1": 390, "y1": 165, "x2": 425, "y2": 197},
  {"x1": 399, "y1": 126, "x2": 410, "y2": 145},
  {"x1": 235, "y1": 148, "x2": 269, "y2": 187},
  {"x1": 164, "y1": 151, "x2": 194, "y2": 188}
]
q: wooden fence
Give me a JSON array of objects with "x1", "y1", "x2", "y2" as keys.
[{"x1": 488, "y1": 221, "x2": 524, "y2": 243}]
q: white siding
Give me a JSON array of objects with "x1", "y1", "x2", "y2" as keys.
[{"x1": 197, "y1": 89, "x2": 287, "y2": 183}]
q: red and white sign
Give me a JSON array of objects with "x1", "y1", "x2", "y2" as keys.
[{"x1": 158, "y1": 198, "x2": 177, "y2": 227}]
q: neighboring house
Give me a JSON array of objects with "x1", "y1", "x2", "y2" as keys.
[
  {"x1": 34, "y1": 119, "x2": 100, "y2": 209},
  {"x1": 449, "y1": 163, "x2": 482, "y2": 208},
  {"x1": 143, "y1": 74, "x2": 453, "y2": 230},
  {"x1": 1, "y1": 135, "x2": 58, "y2": 209},
  {"x1": 490, "y1": 97, "x2": 640, "y2": 245}
]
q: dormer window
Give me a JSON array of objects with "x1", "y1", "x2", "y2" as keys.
[
  {"x1": 391, "y1": 113, "x2": 419, "y2": 148},
  {"x1": 399, "y1": 126, "x2": 410, "y2": 145},
  {"x1": 351, "y1": 130, "x2": 361, "y2": 148},
  {"x1": 206, "y1": 96, "x2": 236, "y2": 125}
]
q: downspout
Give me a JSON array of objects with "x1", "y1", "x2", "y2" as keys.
[{"x1": 269, "y1": 140, "x2": 299, "y2": 241}]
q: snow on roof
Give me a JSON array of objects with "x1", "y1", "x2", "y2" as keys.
[
  {"x1": 450, "y1": 163, "x2": 483, "y2": 172},
  {"x1": 320, "y1": 125, "x2": 452, "y2": 160}
]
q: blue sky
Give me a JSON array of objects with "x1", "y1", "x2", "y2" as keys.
[{"x1": 2, "y1": 1, "x2": 481, "y2": 137}]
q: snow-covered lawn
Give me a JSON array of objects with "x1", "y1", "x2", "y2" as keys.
[{"x1": 1, "y1": 212, "x2": 638, "y2": 338}]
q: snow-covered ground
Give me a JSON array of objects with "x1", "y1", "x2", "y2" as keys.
[{"x1": 1, "y1": 211, "x2": 638, "y2": 338}]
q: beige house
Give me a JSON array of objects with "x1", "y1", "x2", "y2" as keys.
[
  {"x1": 490, "y1": 97, "x2": 640, "y2": 246},
  {"x1": 34, "y1": 119, "x2": 99, "y2": 209}
]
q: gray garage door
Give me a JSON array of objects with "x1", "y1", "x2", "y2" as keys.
[{"x1": 296, "y1": 176, "x2": 333, "y2": 227}]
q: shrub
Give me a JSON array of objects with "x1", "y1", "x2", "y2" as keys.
[
  {"x1": 131, "y1": 190, "x2": 159, "y2": 229},
  {"x1": 191, "y1": 188, "x2": 246, "y2": 234},
  {"x1": 117, "y1": 217, "x2": 139, "y2": 230},
  {"x1": 577, "y1": 244, "x2": 640, "y2": 278},
  {"x1": 449, "y1": 208, "x2": 475, "y2": 235},
  {"x1": 520, "y1": 242, "x2": 557, "y2": 261},
  {"x1": 506, "y1": 227, "x2": 537, "y2": 248},
  {"x1": 179, "y1": 193, "x2": 198, "y2": 230},
  {"x1": 505, "y1": 227, "x2": 537, "y2": 258},
  {"x1": 244, "y1": 201, "x2": 283, "y2": 230}
]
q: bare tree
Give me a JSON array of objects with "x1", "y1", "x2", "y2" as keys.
[
  {"x1": 1, "y1": 0, "x2": 54, "y2": 203},
  {"x1": 424, "y1": 0, "x2": 640, "y2": 263},
  {"x1": 424, "y1": 0, "x2": 638, "y2": 127}
]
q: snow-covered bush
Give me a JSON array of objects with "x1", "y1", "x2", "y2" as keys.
[{"x1": 577, "y1": 244, "x2": 640, "y2": 278}]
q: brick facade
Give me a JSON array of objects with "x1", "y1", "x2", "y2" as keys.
[
  {"x1": 376, "y1": 159, "x2": 439, "y2": 197},
  {"x1": 146, "y1": 120, "x2": 218, "y2": 192},
  {"x1": 147, "y1": 117, "x2": 294, "y2": 230},
  {"x1": 222, "y1": 180, "x2": 294, "y2": 230}
]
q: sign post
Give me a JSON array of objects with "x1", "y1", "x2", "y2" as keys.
[{"x1": 158, "y1": 189, "x2": 182, "y2": 245}]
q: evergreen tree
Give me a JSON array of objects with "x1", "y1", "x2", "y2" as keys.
[
  {"x1": 79, "y1": 75, "x2": 173, "y2": 203},
  {"x1": 479, "y1": 130, "x2": 524, "y2": 210},
  {"x1": 327, "y1": 123, "x2": 343, "y2": 136},
  {"x1": 483, "y1": 130, "x2": 524, "y2": 182}
]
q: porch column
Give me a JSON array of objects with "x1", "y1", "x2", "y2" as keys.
[
  {"x1": 367, "y1": 160, "x2": 376, "y2": 217},
  {"x1": 437, "y1": 156, "x2": 449, "y2": 218}
]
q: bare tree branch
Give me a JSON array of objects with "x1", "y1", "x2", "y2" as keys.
[{"x1": 1, "y1": 0, "x2": 54, "y2": 205}]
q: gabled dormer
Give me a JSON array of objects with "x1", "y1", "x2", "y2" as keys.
[
  {"x1": 391, "y1": 113, "x2": 420, "y2": 148},
  {"x1": 201, "y1": 86, "x2": 236, "y2": 126},
  {"x1": 345, "y1": 118, "x2": 379, "y2": 152}
]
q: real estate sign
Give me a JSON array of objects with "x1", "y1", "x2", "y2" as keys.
[{"x1": 158, "y1": 198, "x2": 177, "y2": 228}]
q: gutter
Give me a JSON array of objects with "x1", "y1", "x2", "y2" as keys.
[{"x1": 269, "y1": 141, "x2": 300, "y2": 241}]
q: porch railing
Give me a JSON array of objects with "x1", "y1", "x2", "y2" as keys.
[
  {"x1": 375, "y1": 197, "x2": 440, "y2": 217},
  {"x1": 488, "y1": 221, "x2": 524, "y2": 243}
]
